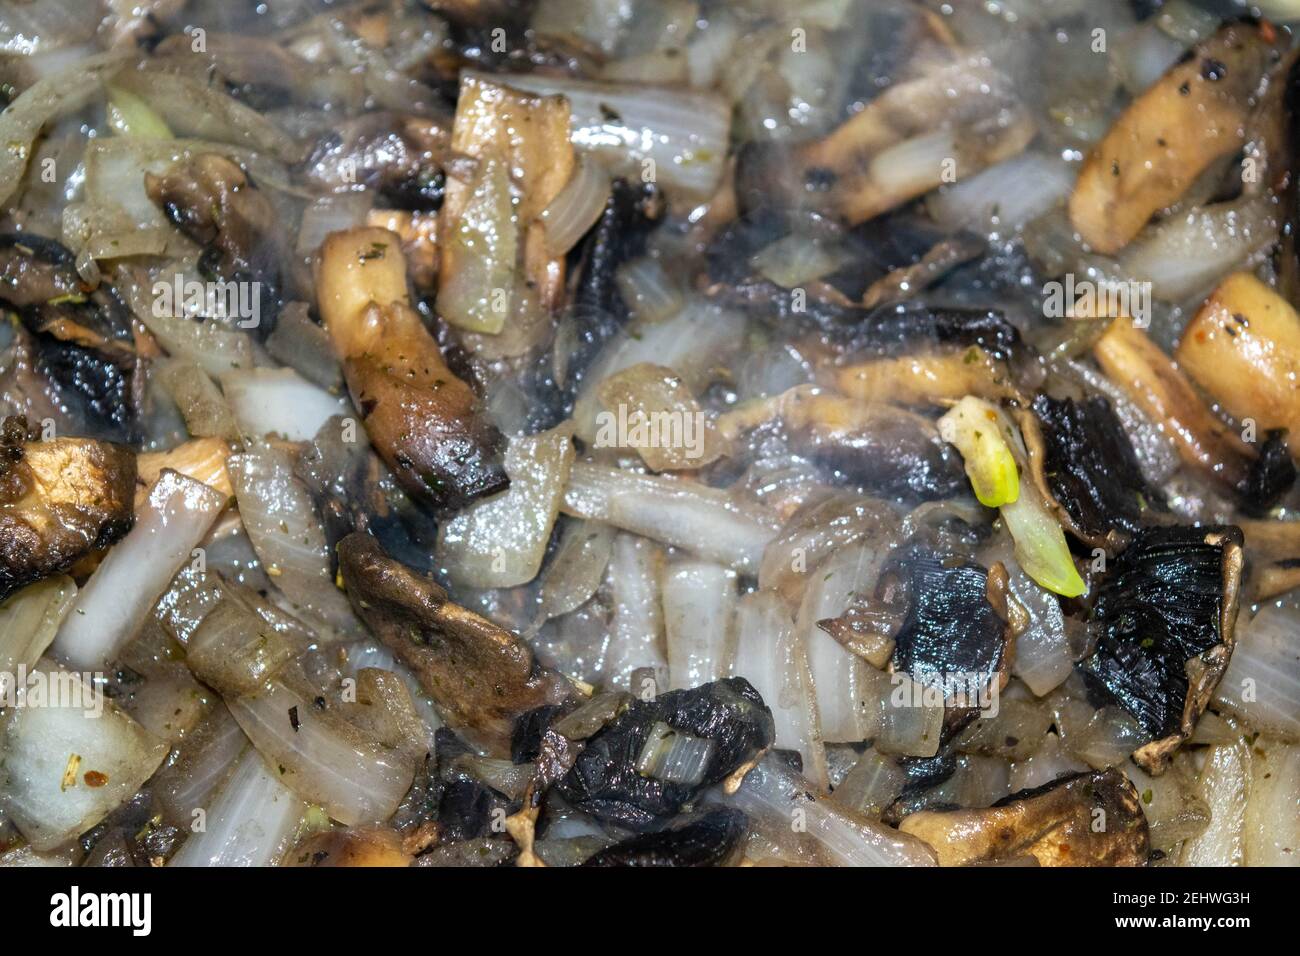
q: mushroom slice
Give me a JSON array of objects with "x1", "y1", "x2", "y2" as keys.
[
  {"x1": 0, "y1": 416, "x2": 135, "y2": 602},
  {"x1": 1176, "y1": 272, "x2": 1300, "y2": 456},
  {"x1": 1019, "y1": 394, "x2": 1154, "y2": 552},
  {"x1": 144, "y1": 153, "x2": 283, "y2": 332},
  {"x1": 317, "y1": 226, "x2": 507, "y2": 510},
  {"x1": 581, "y1": 808, "x2": 748, "y2": 868},
  {"x1": 1093, "y1": 321, "x2": 1254, "y2": 489},
  {"x1": 720, "y1": 387, "x2": 964, "y2": 502},
  {"x1": 1080, "y1": 526, "x2": 1245, "y2": 774},
  {"x1": 771, "y1": 54, "x2": 1034, "y2": 225},
  {"x1": 336, "y1": 532, "x2": 574, "y2": 749},
  {"x1": 1069, "y1": 21, "x2": 1285, "y2": 255},
  {"x1": 898, "y1": 768, "x2": 1150, "y2": 867}
]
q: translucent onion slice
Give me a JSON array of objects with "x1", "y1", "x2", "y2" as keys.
[
  {"x1": 635, "y1": 721, "x2": 716, "y2": 786},
  {"x1": 1214, "y1": 605, "x2": 1300, "y2": 740},
  {"x1": 561, "y1": 462, "x2": 779, "y2": 574},
  {"x1": 228, "y1": 442, "x2": 357, "y2": 634},
  {"x1": 168, "y1": 747, "x2": 305, "y2": 867},
  {"x1": 51, "y1": 471, "x2": 226, "y2": 671},
  {"x1": 662, "y1": 560, "x2": 737, "y2": 691},
  {"x1": 540, "y1": 156, "x2": 611, "y2": 257},
  {"x1": 220, "y1": 367, "x2": 350, "y2": 442},
  {"x1": 0, "y1": 667, "x2": 168, "y2": 851},
  {"x1": 0, "y1": 576, "x2": 76, "y2": 698},
  {"x1": 733, "y1": 589, "x2": 827, "y2": 790},
  {"x1": 437, "y1": 424, "x2": 575, "y2": 589}
]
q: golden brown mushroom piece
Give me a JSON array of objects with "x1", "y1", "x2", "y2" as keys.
[
  {"x1": 316, "y1": 226, "x2": 507, "y2": 510},
  {"x1": 336, "y1": 532, "x2": 575, "y2": 751},
  {"x1": 899, "y1": 769, "x2": 1150, "y2": 867},
  {"x1": 0, "y1": 416, "x2": 136, "y2": 602},
  {"x1": 1069, "y1": 21, "x2": 1286, "y2": 255},
  {"x1": 286, "y1": 827, "x2": 413, "y2": 867},
  {"x1": 1176, "y1": 272, "x2": 1300, "y2": 456}
]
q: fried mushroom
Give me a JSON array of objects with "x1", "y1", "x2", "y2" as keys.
[
  {"x1": 898, "y1": 768, "x2": 1150, "y2": 866},
  {"x1": 316, "y1": 226, "x2": 508, "y2": 510},
  {"x1": 0, "y1": 416, "x2": 136, "y2": 601},
  {"x1": 336, "y1": 532, "x2": 575, "y2": 750}
]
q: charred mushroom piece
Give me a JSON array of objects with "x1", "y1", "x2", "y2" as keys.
[
  {"x1": 1079, "y1": 525, "x2": 1245, "y2": 774},
  {"x1": 898, "y1": 768, "x2": 1150, "y2": 866},
  {"x1": 889, "y1": 552, "x2": 1011, "y2": 703},
  {"x1": 0, "y1": 416, "x2": 136, "y2": 601},
  {"x1": 316, "y1": 226, "x2": 507, "y2": 510},
  {"x1": 557, "y1": 678, "x2": 775, "y2": 832},
  {"x1": 145, "y1": 153, "x2": 283, "y2": 335},
  {"x1": 581, "y1": 808, "x2": 748, "y2": 867},
  {"x1": 0, "y1": 234, "x2": 140, "y2": 441},
  {"x1": 1069, "y1": 21, "x2": 1285, "y2": 254},
  {"x1": 303, "y1": 112, "x2": 449, "y2": 212},
  {"x1": 1027, "y1": 394, "x2": 1154, "y2": 551},
  {"x1": 336, "y1": 532, "x2": 574, "y2": 749},
  {"x1": 720, "y1": 387, "x2": 965, "y2": 501}
]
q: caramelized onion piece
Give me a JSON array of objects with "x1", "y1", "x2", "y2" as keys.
[
  {"x1": 317, "y1": 226, "x2": 507, "y2": 510},
  {"x1": 899, "y1": 768, "x2": 1150, "y2": 867},
  {"x1": 0, "y1": 417, "x2": 135, "y2": 602}
]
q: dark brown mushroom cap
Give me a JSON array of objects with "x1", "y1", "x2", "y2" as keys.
[
  {"x1": 898, "y1": 768, "x2": 1150, "y2": 867},
  {"x1": 336, "y1": 531, "x2": 575, "y2": 749},
  {"x1": 0, "y1": 419, "x2": 136, "y2": 601}
]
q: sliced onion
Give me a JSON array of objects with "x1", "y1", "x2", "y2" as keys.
[
  {"x1": 718, "y1": 754, "x2": 937, "y2": 866},
  {"x1": 662, "y1": 560, "x2": 737, "y2": 691},
  {"x1": 1007, "y1": 731, "x2": 1089, "y2": 793},
  {"x1": 112, "y1": 68, "x2": 301, "y2": 163},
  {"x1": 533, "y1": 519, "x2": 615, "y2": 628},
  {"x1": 1181, "y1": 741, "x2": 1251, "y2": 866},
  {"x1": 168, "y1": 747, "x2": 305, "y2": 867},
  {"x1": 226, "y1": 663, "x2": 415, "y2": 826},
  {"x1": 0, "y1": 48, "x2": 130, "y2": 207},
  {"x1": 228, "y1": 442, "x2": 357, "y2": 634},
  {"x1": 927, "y1": 153, "x2": 1074, "y2": 234},
  {"x1": 0, "y1": 576, "x2": 76, "y2": 698},
  {"x1": 1068, "y1": 705, "x2": 1149, "y2": 770},
  {"x1": 219, "y1": 367, "x2": 350, "y2": 442},
  {"x1": 153, "y1": 703, "x2": 248, "y2": 830},
  {"x1": 532, "y1": 0, "x2": 632, "y2": 54},
  {"x1": 1214, "y1": 605, "x2": 1300, "y2": 740},
  {"x1": 831, "y1": 748, "x2": 906, "y2": 817},
  {"x1": 796, "y1": 543, "x2": 888, "y2": 742},
  {"x1": 733, "y1": 589, "x2": 826, "y2": 790},
  {"x1": 686, "y1": 8, "x2": 740, "y2": 89},
  {"x1": 265, "y1": 302, "x2": 342, "y2": 391},
  {"x1": 0, "y1": 667, "x2": 168, "y2": 851},
  {"x1": 297, "y1": 193, "x2": 372, "y2": 258},
  {"x1": 636, "y1": 721, "x2": 716, "y2": 786},
  {"x1": 561, "y1": 462, "x2": 780, "y2": 574},
  {"x1": 875, "y1": 670, "x2": 945, "y2": 759},
  {"x1": 614, "y1": 257, "x2": 685, "y2": 324},
  {"x1": 600, "y1": 532, "x2": 668, "y2": 691},
  {"x1": 1125, "y1": 761, "x2": 1210, "y2": 854},
  {"x1": 437, "y1": 424, "x2": 575, "y2": 589},
  {"x1": 437, "y1": 151, "x2": 519, "y2": 336},
  {"x1": 187, "y1": 597, "x2": 305, "y2": 698},
  {"x1": 1120, "y1": 197, "x2": 1277, "y2": 304},
  {"x1": 51, "y1": 471, "x2": 226, "y2": 671},
  {"x1": 466, "y1": 70, "x2": 731, "y2": 200},
  {"x1": 351, "y1": 667, "x2": 431, "y2": 763},
  {"x1": 752, "y1": 235, "x2": 853, "y2": 290},
  {"x1": 105, "y1": 83, "x2": 172, "y2": 138},
  {"x1": 573, "y1": 299, "x2": 745, "y2": 441},
  {"x1": 594, "y1": 362, "x2": 726, "y2": 471},
  {"x1": 156, "y1": 359, "x2": 239, "y2": 440},
  {"x1": 541, "y1": 156, "x2": 612, "y2": 257},
  {"x1": 982, "y1": 538, "x2": 1073, "y2": 696},
  {"x1": 1244, "y1": 740, "x2": 1300, "y2": 866},
  {"x1": 121, "y1": 662, "x2": 211, "y2": 744}
]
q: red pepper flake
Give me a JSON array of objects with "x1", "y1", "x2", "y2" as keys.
[{"x1": 84, "y1": 771, "x2": 109, "y2": 788}]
